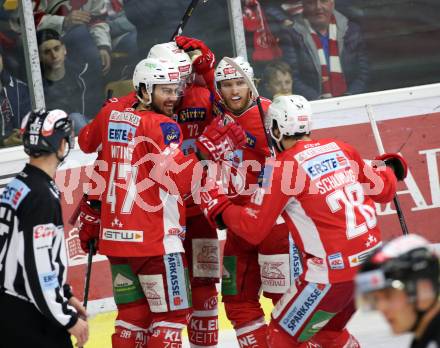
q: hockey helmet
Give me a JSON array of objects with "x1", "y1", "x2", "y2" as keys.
[
  {"x1": 266, "y1": 95, "x2": 312, "y2": 143},
  {"x1": 21, "y1": 109, "x2": 74, "y2": 159},
  {"x1": 215, "y1": 56, "x2": 254, "y2": 83},
  {"x1": 147, "y1": 41, "x2": 192, "y2": 79},
  {"x1": 356, "y1": 234, "x2": 440, "y2": 300},
  {"x1": 132, "y1": 57, "x2": 182, "y2": 104}
]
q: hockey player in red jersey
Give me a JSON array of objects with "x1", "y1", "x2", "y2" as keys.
[
  {"x1": 150, "y1": 40, "x2": 221, "y2": 348},
  {"x1": 211, "y1": 57, "x2": 298, "y2": 348},
  {"x1": 77, "y1": 57, "x2": 245, "y2": 348},
  {"x1": 199, "y1": 94, "x2": 408, "y2": 347}
]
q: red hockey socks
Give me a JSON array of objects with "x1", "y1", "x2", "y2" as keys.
[
  {"x1": 235, "y1": 317, "x2": 268, "y2": 348},
  {"x1": 188, "y1": 285, "x2": 219, "y2": 347}
]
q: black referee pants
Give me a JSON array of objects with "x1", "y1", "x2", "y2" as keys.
[{"x1": 0, "y1": 293, "x2": 73, "y2": 348}]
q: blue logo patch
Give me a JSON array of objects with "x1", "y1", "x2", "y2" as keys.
[
  {"x1": 0, "y1": 178, "x2": 30, "y2": 209},
  {"x1": 39, "y1": 271, "x2": 59, "y2": 291},
  {"x1": 160, "y1": 122, "x2": 181, "y2": 145},
  {"x1": 328, "y1": 252, "x2": 345, "y2": 270},
  {"x1": 164, "y1": 253, "x2": 190, "y2": 310},
  {"x1": 245, "y1": 131, "x2": 257, "y2": 148},
  {"x1": 108, "y1": 122, "x2": 137, "y2": 144},
  {"x1": 280, "y1": 283, "x2": 330, "y2": 336},
  {"x1": 303, "y1": 151, "x2": 349, "y2": 180}
]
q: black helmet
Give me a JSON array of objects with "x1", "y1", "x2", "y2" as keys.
[
  {"x1": 22, "y1": 109, "x2": 74, "y2": 159},
  {"x1": 356, "y1": 234, "x2": 439, "y2": 299}
]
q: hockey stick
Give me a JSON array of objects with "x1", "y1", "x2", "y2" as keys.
[
  {"x1": 83, "y1": 240, "x2": 95, "y2": 308},
  {"x1": 366, "y1": 104, "x2": 409, "y2": 235},
  {"x1": 222, "y1": 57, "x2": 275, "y2": 157},
  {"x1": 170, "y1": 0, "x2": 209, "y2": 41}
]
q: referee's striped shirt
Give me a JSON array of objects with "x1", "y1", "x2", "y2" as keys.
[{"x1": 0, "y1": 164, "x2": 78, "y2": 328}]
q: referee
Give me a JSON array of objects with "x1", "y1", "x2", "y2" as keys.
[{"x1": 0, "y1": 109, "x2": 89, "y2": 347}]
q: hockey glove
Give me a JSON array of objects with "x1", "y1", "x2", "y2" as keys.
[
  {"x1": 175, "y1": 35, "x2": 216, "y2": 75},
  {"x1": 198, "y1": 182, "x2": 231, "y2": 228},
  {"x1": 78, "y1": 196, "x2": 101, "y2": 254},
  {"x1": 375, "y1": 153, "x2": 408, "y2": 181},
  {"x1": 196, "y1": 118, "x2": 246, "y2": 161}
]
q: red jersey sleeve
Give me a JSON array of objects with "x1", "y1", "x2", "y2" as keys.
[
  {"x1": 78, "y1": 101, "x2": 117, "y2": 153},
  {"x1": 340, "y1": 140, "x2": 397, "y2": 203},
  {"x1": 222, "y1": 159, "x2": 291, "y2": 245}
]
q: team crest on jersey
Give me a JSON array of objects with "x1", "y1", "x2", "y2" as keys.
[
  {"x1": 245, "y1": 131, "x2": 256, "y2": 148},
  {"x1": 328, "y1": 252, "x2": 345, "y2": 270},
  {"x1": 108, "y1": 122, "x2": 137, "y2": 144},
  {"x1": 0, "y1": 178, "x2": 30, "y2": 209},
  {"x1": 302, "y1": 151, "x2": 350, "y2": 180},
  {"x1": 178, "y1": 108, "x2": 206, "y2": 123},
  {"x1": 160, "y1": 122, "x2": 181, "y2": 145}
]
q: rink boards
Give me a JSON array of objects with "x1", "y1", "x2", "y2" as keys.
[{"x1": 0, "y1": 86, "x2": 439, "y2": 313}]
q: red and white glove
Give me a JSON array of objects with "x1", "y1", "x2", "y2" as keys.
[
  {"x1": 374, "y1": 153, "x2": 408, "y2": 181},
  {"x1": 198, "y1": 182, "x2": 231, "y2": 228},
  {"x1": 196, "y1": 118, "x2": 247, "y2": 161},
  {"x1": 78, "y1": 196, "x2": 101, "y2": 254},
  {"x1": 175, "y1": 35, "x2": 216, "y2": 75}
]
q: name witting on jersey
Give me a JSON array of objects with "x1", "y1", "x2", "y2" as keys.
[
  {"x1": 303, "y1": 151, "x2": 350, "y2": 180},
  {"x1": 111, "y1": 145, "x2": 133, "y2": 160},
  {"x1": 108, "y1": 122, "x2": 137, "y2": 144}
]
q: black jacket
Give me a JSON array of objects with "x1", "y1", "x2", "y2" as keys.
[{"x1": 410, "y1": 311, "x2": 440, "y2": 348}]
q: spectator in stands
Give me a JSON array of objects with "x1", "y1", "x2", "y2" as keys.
[
  {"x1": 33, "y1": 0, "x2": 111, "y2": 78},
  {"x1": 37, "y1": 29, "x2": 97, "y2": 133},
  {"x1": 279, "y1": 0, "x2": 369, "y2": 100},
  {"x1": 123, "y1": 0, "x2": 231, "y2": 60},
  {"x1": 263, "y1": 0, "x2": 303, "y2": 37},
  {"x1": 261, "y1": 60, "x2": 293, "y2": 99},
  {"x1": 105, "y1": 0, "x2": 138, "y2": 79},
  {"x1": 0, "y1": 44, "x2": 30, "y2": 147}
]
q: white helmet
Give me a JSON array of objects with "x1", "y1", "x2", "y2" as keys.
[
  {"x1": 266, "y1": 95, "x2": 312, "y2": 142},
  {"x1": 215, "y1": 56, "x2": 254, "y2": 83},
  {"x1": 132, "y1": 57, "x2": 181, "y2": 104},
  {"x1": 147, "y1": 42, "x2": 193, "y2": 79}
]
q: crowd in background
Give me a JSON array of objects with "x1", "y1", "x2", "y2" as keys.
[{"x1": 0, "y1": 0, "x2": 439, "y2": 148}]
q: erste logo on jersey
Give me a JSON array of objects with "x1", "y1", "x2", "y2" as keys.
[
  {"x1": 108, "y1": 122, "x2": 137, "y2": 144},
  {"x1": 160, "y1": 122, "x2": 180, "y2": 145},
  {"x1": 0, "y1": 179, "x2": 30, "y2": 209},
  {"x1": 302, "y1": 151, "x2": 350, "y2": 180},
  {"x1": 178, "y1": 108, "x2": 206, "y2": 123}
]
